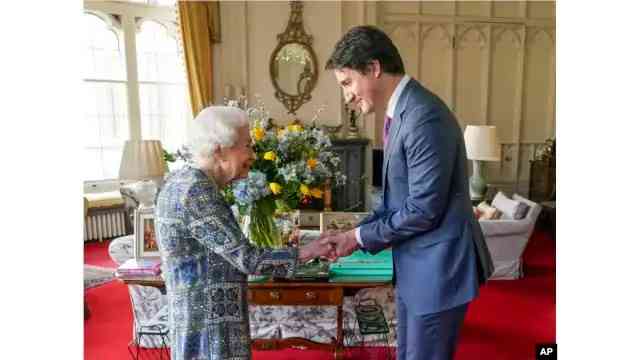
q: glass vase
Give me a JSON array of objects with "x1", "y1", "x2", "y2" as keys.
[{"x1": 242, "y1": 198, "x2": 296, "y2": 248}]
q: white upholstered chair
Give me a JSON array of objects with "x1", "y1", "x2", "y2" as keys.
[{"x1": 480, "y1": 194, "x2": 542, "y2": 279}]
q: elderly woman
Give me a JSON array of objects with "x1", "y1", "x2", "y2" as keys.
[{"x1": 155, "y1": 106, "x2": 331, "y2": 360}]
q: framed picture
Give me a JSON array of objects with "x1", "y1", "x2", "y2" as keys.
[
  {"x1": 134, "y1": 206, "x2": 159, "y2": 258},
  {"x1": 320, "y1": 212, "x2": 369, "y2": 233},
  {"x1": 292, "y1": 209, "x2": 321, "y2": 229}
]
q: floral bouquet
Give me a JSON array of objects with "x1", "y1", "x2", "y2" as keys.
[{"x1": 223, "y1": 96, "x2": 346, "y2": 248}]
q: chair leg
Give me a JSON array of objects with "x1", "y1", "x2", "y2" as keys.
[
  {"x1": 129, "y1": 333, "x2": 149, "y2": 360},
  {"x1": 160, "y1": 335, "x2": 170, "y2": 360},
  {"x1": 127, "y1": 338, "x2": 141, "y2": 360},
  {"x1": 84, "y1": 298, "x2": 91, "y2": 320},
  {"x1": 127, "y1": 342, "x2": 136, "y2": 360},
  {"x1": 383, "y1": 333, "x2": 393, "y2": 360},
  {"x1": 135, "y1": 335, "x2": 142, "y2": 360},
  {"x1": 127, "y1": 333, "x2": 170, "y2": 360}
]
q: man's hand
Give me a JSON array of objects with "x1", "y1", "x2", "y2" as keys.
[
  {"x1": 320, "y1": 229, "x2": 359, "y2": 259},
  {"x1": 298, "y1": 237, "x2": 336, "y2": 263}
]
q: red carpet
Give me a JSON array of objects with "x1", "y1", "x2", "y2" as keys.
[
  {"x1": 84, "y1": 239, "x2": 118, "y2": 269},
  {"x1": 84, "y1": 231, "x2": 555, "y2": 359},
  {"x1": 457, "y1": 230, "x2": 556, "y2": 360},
  {"x1": 84, "y1": 280, "x2": 133, "y2": 359}
]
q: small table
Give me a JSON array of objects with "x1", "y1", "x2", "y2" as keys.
[{"x1": 118, "y1": 274, "x2": 391, "y2": 359}]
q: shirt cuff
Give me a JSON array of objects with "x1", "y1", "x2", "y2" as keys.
[{"x1": 355, "y1": 226, "x2": 363, "y2": 247}]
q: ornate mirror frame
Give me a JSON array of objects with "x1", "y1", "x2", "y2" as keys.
[{"x1": 269, "y1": 1, "x2": 319, "y2": 115}]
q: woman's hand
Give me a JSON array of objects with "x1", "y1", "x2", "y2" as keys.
[{"x1": 287, "y1": 229, "x2": 301, "y2": 247}]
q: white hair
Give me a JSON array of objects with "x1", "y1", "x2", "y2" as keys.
[{"x1": 187, "y1": 106, "x2": 249, "y2": 162}]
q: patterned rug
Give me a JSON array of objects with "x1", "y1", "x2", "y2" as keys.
[{"x1": 84, "y1": 265, "x2": 115, "y2": 290}]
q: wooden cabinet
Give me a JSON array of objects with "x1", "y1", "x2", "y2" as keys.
[
  {"x1": 528, "y1": 139, "x2": 555, "y2": 202},
  {"x1": 329, "y1": 139, "x2": 369, "y2": 211},
  {"x1": 528, "y1": 159, "x2": 554, "y2": 202},
  {"x1": 248, "y1": 287, "x2": 342, "y2": 306}
]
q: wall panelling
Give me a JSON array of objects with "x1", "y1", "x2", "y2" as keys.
[{"x1": 213, "y1": 1, "x2": 555, "y2": 199}]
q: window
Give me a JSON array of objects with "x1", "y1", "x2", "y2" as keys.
[
  {"x1": 84, "y1": 13, "x2": 129, "y2": 181},
  {"x1": 83, "y1": 1, "x2": 188, "y2": 182}
]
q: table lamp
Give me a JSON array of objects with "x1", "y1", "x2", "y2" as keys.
[
  {"x1": 119, "y1": 140, "x2": 167, "y2": 208},
  {"x1": 463, "y1": 125, "x2": 501, "y2": 201}
]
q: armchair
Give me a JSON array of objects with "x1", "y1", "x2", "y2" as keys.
[
  {"x1": 109, "y1": 236, "x2": 168, "y2": 348},
  {"x1": 479, "y1": 194, "x2": 542, "y2": 279},
  {"x1": 110, "y1": 181, "x2": 169, "y2": 348}
]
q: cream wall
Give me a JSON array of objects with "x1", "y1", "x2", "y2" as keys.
[
  {"x1": 213, "y1": 0, "x2": 556, "y2": 196},
  {"x1": 214, "y1": 1, "x2": 343, "y2": 127}
]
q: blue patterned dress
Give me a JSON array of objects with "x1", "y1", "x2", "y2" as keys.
[{"x1": 155, "y1": 167, "x2": 299, "y2": 360}]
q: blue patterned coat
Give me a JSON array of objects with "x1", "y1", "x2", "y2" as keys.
[{"x1": 155, "y1": 167, "x2": 299, "y2": 360}]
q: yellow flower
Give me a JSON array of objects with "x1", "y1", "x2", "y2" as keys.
[
  {"x1": 306, "y1": 158, "x2": 318, "y2": 170},
  {"x1": 310, "y1": 187, "x2": 323, "y2": 199},
  {"x1": 252, "y1": 127, "x2": 265, "y2": 141},
  {"x1": 269, "y1": 182, "x2": 282, "y2": 195},
  {"x1": 287, "y1": 124, "x2": 303, "y2": 133},
  {"x1": 263, "y1": 151, "x2": 277, "y2": 161},
  {"x1": 299, "y1": 184, "x2": 310, "y2": 196},
  {"x1": 277, "y1": 128, "x2": 285, "y2": 138}
]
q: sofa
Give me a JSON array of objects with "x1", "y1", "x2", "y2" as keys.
[{"x1": 478, "y1": 193, "x2": 542, "y2": 279}]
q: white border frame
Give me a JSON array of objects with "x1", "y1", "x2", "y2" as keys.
[{"x1": 134, "y1": 206, "x2": 159, "y2": 258}]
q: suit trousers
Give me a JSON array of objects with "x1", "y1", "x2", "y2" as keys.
[{"x1": 395, "y1": 291, "x2": 469, "y2": 360}]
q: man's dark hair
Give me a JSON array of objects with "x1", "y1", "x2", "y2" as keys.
[{"x1": 325, "y1": 25, "x2": 405, "y2": 75}]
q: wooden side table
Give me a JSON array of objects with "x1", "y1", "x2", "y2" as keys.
[
  {"x1": 249, "y1": 282, "x2": 345, "y2": 354},
  {"x1": 117, "y1": 275, "x2": 391, "y2": 360}
]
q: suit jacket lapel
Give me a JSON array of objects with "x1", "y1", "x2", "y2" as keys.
[{"x1": 382, "y1": 79, "x2": 415, "y2": 195}]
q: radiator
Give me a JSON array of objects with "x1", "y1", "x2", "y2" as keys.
[{"x1": 84, "y1": 209, "x2": 128, "y2": 242}]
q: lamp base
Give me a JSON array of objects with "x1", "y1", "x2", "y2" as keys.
[
  {"x1": 129, "y1": 179, "x2": 160, "y2": 208},
  {"x1": 469, "y1": 160, "x2": 487, "y2": 201}
]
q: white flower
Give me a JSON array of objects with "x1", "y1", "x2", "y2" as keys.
[
  {"x1": 330, "y1": 155, "x2": 341, "y2": 167},
  {"x1": 335, "y1": 173, "x2": 347, "y2": 186}
]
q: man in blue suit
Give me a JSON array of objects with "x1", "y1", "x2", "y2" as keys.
[{"x1": 323, "y1": 26, "x2": 494, "y2": 360}]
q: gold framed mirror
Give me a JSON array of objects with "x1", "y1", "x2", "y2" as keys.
[{"x1": 269, "y1": 1, "x2": 318, "y2": 115}]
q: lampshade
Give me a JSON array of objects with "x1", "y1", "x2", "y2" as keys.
[
  {"x1": 464, "y1": 125, "x2": 501, "y2": 162},
  {"x1": 118, "y1": 140, "x2": 167, "y2": 180}
]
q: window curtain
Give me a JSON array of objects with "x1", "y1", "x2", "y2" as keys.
[{"x1": 177, "y1": 1, "x2": 221, "y2": 117}]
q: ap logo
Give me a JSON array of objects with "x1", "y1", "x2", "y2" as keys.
[{"x1": 536, "y1": 343, "x2": 557, "y2": 360}]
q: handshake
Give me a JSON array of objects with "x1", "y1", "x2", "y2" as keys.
[{"x1": 296, "y1": 228, "x2": 360, "y2": 263}]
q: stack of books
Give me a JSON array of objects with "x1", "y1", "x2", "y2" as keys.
[
  {"x1": 329, "y1": 249, "x2": 393, "y2": 282},
  {"x1": 116, "y1": 258, "x2": 162, "y2": 278}
]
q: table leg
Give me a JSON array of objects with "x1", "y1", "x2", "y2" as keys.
[
  {"x1": 335, "y1": 288, "x2": 345, "y2": 360},
  {"x1": 337, "y1": 303, "x2": 343, "y2": 345}
]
